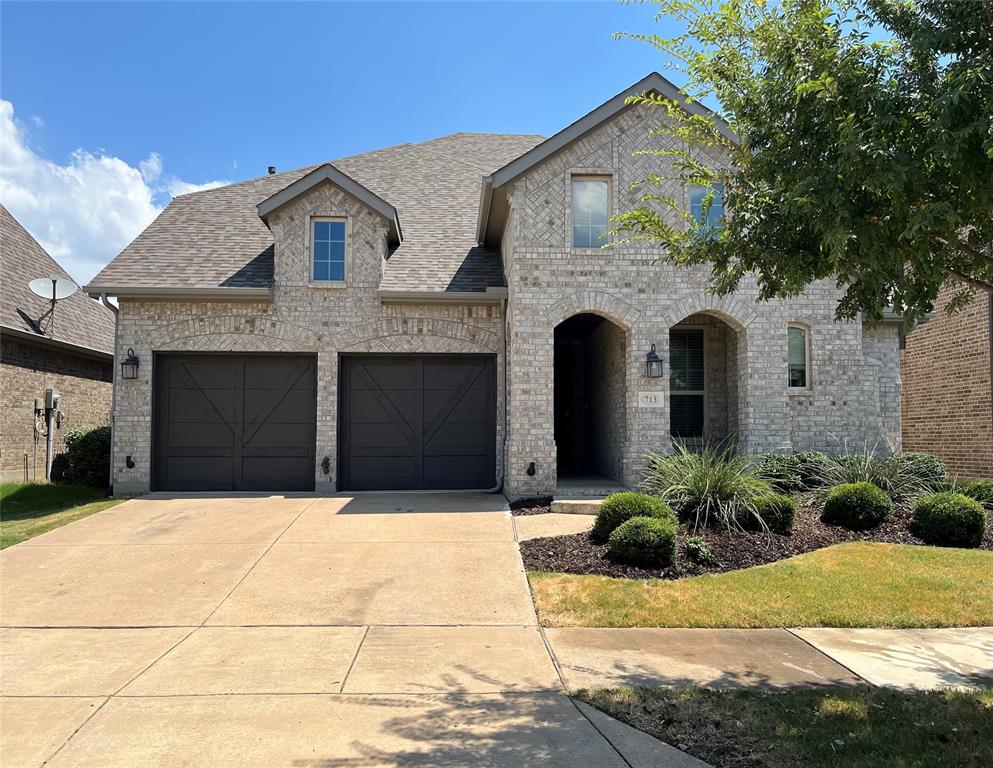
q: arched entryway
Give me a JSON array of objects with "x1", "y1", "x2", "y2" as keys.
[
  {"x1": 669, "y1": 311, "x2": 746, "y2": 447},
  {"x1": 554, "y1": 313, "x2": 627, "y2": 482}
]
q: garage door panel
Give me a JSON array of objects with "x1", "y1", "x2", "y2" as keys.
[
  {"x1": 340, "y1": 355, "x2": 495, "y2": 491},
  {"x1": 154, "y1": 355, "x2": 315, "y2": 492}
]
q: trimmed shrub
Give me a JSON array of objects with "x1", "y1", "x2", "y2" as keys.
[
  {"x1": 641, "y1": 441, "x2": 772, "y2": 533},
  {"x1": 591, "y1": 492, "x2": 675, "y2": 544},
  {"x1": 750, "y1": 493, "x2": 797, "y2": 535},
  {"x1": 607, "y1": 515, "x2": 678, "y2": 567},
  {"x1": 895, "y1": 452, "x2": 948, "y2": 488},
  {"x1": 821, "y1": 482, "x2": 891, "y2": 531},
  {"x1": 60, "y1": 425, "x2": 111, "y2": 488},
  {"x1": 683, "y1": 535, "x2": 715, "y2": 565},
  {"x1": 960, "y1": 479, "x2": 993, "y2": 509},
  {"x1": 912, "y1": 492, "x2": 987, "y2": 548}
]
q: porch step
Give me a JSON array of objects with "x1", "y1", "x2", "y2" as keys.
[{"x1": 550, "y1": 498, "x2": 605, "y2": 516}]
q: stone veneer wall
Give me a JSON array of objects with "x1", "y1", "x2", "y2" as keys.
[
  {"x1": 111, "y1": 181, "x2": 504, "y2": 495},
  {"x1": 502, "y1": 102, "x2": 902, "y2": 500},
  {"x1": 0, "y1": 337, "x2": 112, "y2": 482},
  {"x1": 901, "y1": 283, "x2": 992, "y2": 477}
]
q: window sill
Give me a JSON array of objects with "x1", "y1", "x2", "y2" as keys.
[
  {"x1": 788, "y1": 388, "x2": 813, "y2": 397},
  {"x1": 308, "y1": 281, "x2": 348, "y2": 290}
]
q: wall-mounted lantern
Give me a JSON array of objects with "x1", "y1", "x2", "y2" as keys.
[
  {"x1": 120, "y1": 348, "x2": 140, "y2": 380},
  {"x1": 645, "y1": 344, "x2": 663, "y2": 379}
]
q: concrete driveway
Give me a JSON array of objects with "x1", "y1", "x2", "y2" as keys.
[{"x1": 0, "y1": 492, "x2": 696, "y2": 767}]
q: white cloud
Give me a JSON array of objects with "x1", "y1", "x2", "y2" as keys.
[{"x1": 0, "y1": 100, "x2": 229, "y2": 286}]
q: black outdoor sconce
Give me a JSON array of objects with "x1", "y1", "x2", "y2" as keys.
[
  {"x1": 645, "y1": 344, "x2": 663, "y2": 379},
  {"x1": 120, "y1": 348, "x2": 140, "y2": 380}
]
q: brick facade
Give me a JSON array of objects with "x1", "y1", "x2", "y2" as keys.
[
  {"x1": 500, "y1": 104, "x2": 902, "y2": 499},
  {"x1": 0, "y1": 336, "x2": 113, "y2": 482},
  {"x1": 110, "y1": 103, "x2": 904, "y2": 498},
  {"x1": 901, "y1": 282, "x2": 993, "y2": 478},
  {"x1": 111, "y1": 182, "x2": 505, "y2": 495}
]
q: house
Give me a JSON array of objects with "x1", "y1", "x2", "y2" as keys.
[
  {"x1": 84, "y1": 73, "x2": 902, "y2": 499},
  {"x1": 1, "y1": 204, "x2": 116, "y2": 482},
  {"x1": 902, "y1": 281, "x2": 992, "y2": 478}
]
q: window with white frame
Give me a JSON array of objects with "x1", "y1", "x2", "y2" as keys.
[
  {"x1": 312, "y1": 218, "x2": 346, "y2": 282},
  {"x1": 571, "y1": 177, "x2": 610, "y2": 248},
  {"x1": 670, "y1": 328, "x2": 705, "y2": 438},
  {"x1": 788, "y1": 324, "x2": 810, "y2": 389},
  {"x1": 689, "y1": 183, "x2": 725, "y2": 236}
]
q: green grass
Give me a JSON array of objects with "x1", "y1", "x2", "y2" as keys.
[
  {"x1": 1, "y1": 483, "x2": 123, "y2": 549},
  {"x1": 530, "y1": 542, "x2": 993, "y2": 628},
  {"x1": 576, "y1": 687, "x2": 993, "y2": 768}
]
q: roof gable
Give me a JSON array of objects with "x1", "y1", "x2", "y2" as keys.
[{"x1": 257, "y1": 163, "x2": 403, "y2": 245}]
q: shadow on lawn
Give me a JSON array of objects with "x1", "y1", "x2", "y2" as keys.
[{"x1": 0, "y1": 483, "x2": 107, "y2": 520}]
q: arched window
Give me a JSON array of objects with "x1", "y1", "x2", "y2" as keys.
[{"x1": 787, "y1": 324, "x2": 811, "y2": 390}]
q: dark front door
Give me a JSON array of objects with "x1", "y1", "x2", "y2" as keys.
[
  {"x1": 153, "y1": 354, "x2": 316, "y2": 491},
  {"x1": 339, "y1": 355, "x2": 496, "y2": 490}
]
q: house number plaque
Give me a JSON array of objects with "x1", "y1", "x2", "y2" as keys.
[{"x1": 637, "y1": 392, "x2": 663, "y2": 408}]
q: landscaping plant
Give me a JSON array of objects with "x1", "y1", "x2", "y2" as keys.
[
  {"x1": 813, "y1": 446, "x2": 939, "y2": 502},
  {"x1": 60, "y1": 425, "x2": 111, "y2": 488},
  {"x1": 607, "y1": 515, "x2": 678, "y2": 568},
  {"x1": 750, "y1": 493, "x2": 797, "y2": 535},
  {"x1": 821, "y1": 482, "x2": 891, "y2": 531},
  {"x1": 641, "y1": 441, "x2": 772, "y2": 533},
  {"x1": 756, "y1": 451, "x2": 830, "y2": 494},
  {"x1": 682, "y1": 535, "x2": 715, "y2": 565},
  {"x1": 912, "y1": 492, "x2": 988, "y2": 548},
  {"x1": 959, "y1": 479, "x2": 993, "y2": 509},
  {"x1": 590, "y1": 492, "x2": 674, "y2": 544},
  {"x1": 894, "y1": 452, "x2": 948, "y2": 488}
]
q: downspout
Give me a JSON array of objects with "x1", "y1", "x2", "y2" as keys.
[
  {"x1": 101, "y1": 294, "x2": 119, "y2": 494},
  {"x1": 484, "y1": 294, "x2": 508, "y2": 494}
]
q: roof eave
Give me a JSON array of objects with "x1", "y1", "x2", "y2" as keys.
[
  {"x1": 257, "y1": 163, "x2": 403, "y2": 246},
  {"x1": 1, "y1": 325, "x2": 113, "y2": 361},
  {"x1": 378, "y1": 287, "x2": 507, "y2": 305},
  {"x1": 84, "y1": 286, "x2": 273, "y2": 301}
]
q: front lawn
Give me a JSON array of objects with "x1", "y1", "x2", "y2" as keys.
[
  {"x1": 530, "y1": 541, "x2": 993, "y2": 628},
  {"x1": 576, "y1": 686, "x2": 993, "y2": 768},
  {"x1": 0, "y1": 483, "x2": 122, "y2": 548}
]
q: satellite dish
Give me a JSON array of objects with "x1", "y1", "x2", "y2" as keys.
[
  {"x1": 27, "y1": 276, "x2": 78, "y2": 337},
  {"x1": 29, "y1": 276, "x2": 78, "y2": 301}
]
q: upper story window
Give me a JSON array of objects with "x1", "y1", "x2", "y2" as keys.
[
  {"x1": 788, "y1": 324, "x2": 810, "y2": 389},
  {"x1": 571, "y1": 177, "x2": 610, "y2": 248},
  {"x1": 689, "y1": 183, "x2": 725, "y2": 236},
  {"x1": 312, "y1": 218, "x2": 345, "y2": 282}
]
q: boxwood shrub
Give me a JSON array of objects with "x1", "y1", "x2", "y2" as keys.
[
  {"x1": 683, "y1": 535, "x2": 715, "y2": 565},
  {"x1": 821, "y1": 482, "x2": 891, "y2": 531},
  {"x1": 607, "y1": 515, "x2": 678, "y2": 567},
  {"x1": 591, "y1": 492, "x2": 675, "y2": 544},
  {"x1": 60, "y1": 425, "x2": 111, "y2": 488},
  {"x1": 960, "y1": 479, "x2": 993, "y2": 509},
  {"x1": 911, "y1": 492, "x2": 987, "y2": 548},
  {"x1": 750, "y1": 493, "x2": 797, "y2": 535}
]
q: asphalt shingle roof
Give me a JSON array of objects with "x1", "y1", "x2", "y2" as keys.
[
  {"x1": 1, "y1": 204, "x2": 115, "y2": 355},
  {"x1": 88, "y1": 133, "x2": 545, "y2": 294}
]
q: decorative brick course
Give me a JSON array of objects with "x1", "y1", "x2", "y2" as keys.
[{"x1": 902, "y1": 283, "x2": 993, "y2": 478}]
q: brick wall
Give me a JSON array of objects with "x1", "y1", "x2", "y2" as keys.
[
  {"x1": 112, "y1": 181, "x2": 505, "y2": 495},
  {"x1": 0, "y1": 336, "x2": 112, "y2": 482},
  {"x1": 502, "y1": 102, "x2": 903, "y2": 499},
  {"x1": 901, "y1": 283, "x2": 993, "y2": 478}
]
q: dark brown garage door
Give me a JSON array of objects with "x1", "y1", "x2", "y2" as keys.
[
  {"x1": 339, "y1": 355, "x2": 496, "y2": 490},
  {"x1": 153, "y1": 355, "x2": 316, "y2": 492}
]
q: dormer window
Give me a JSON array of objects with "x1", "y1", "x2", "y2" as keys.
[
  {"x1": 312, "y1": 218, "x2": 346, "y2": 282},
  {"x1": 571, "y1": 177, "x2": 610, "y2": 248}
]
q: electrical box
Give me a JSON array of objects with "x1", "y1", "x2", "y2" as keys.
[{"x1": 45, "y1": 389, "x2": 60, "y2": 410}]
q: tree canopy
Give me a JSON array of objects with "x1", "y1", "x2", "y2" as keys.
[{"x1": 614, "y1": 0, "x2": 993, "y2": 320}]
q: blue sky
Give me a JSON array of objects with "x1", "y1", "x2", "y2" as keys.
[{"x1": 1, "y1": 1, "x2": 679, "y2": 283}]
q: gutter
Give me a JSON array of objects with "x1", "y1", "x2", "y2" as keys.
[
  {"x1": 100, "y1": 295, "x2": 119, "y2": 494},
  {"x1": 83, "y1": 286, "x2": 272, "y2": 301},
  {"x1": 377, "y1": 287, "x2": 507, "y2": 305}
]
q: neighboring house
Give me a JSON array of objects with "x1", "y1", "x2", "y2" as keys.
[
  {"x1": 1, "y1": 204, "x2": 116, "y2": 482},
  {"x1": 902, "y1": 281, "x2": 993, "y2": 478},
  {"x1": 85, "y1": 73, "x2": 902, "y2": 499}
]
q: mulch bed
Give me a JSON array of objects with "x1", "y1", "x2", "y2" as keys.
[
  {"x1": 509, "y1": 497, "x2": 555, "y2": 516},
  {"x1": 519, "y1": 495, "x2": 993, "y2": 580}
]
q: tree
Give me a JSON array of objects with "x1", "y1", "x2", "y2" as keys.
[{"x1": 614, "y1": 0, "x2": 993, "y2": 320}]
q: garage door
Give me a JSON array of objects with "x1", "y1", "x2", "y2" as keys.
[
  {"x1": 153, "y1": 355, "x2": 316, "y2": 491},
  {"x1": 339, "y1": 355, "x2": 496, "y2": 490}
]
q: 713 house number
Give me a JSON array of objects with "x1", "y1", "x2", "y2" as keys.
[{"x1": 637, "y1": 392, "x2": 663, "y2": 408}]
